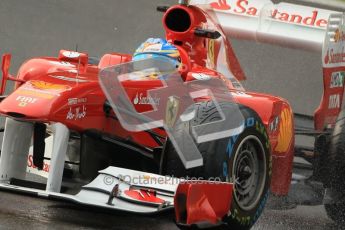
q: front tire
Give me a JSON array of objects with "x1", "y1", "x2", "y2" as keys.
[{"x1": 161, "y1": 102, "x2": 271, "y2": 229}]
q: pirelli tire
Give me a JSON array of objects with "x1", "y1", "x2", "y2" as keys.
[
  {"x1": 324, "y1": 109, "x2": 345, "y2": 225},
  {"x1": 160, "y1": 101, "x2": 271, "y2": 230}
]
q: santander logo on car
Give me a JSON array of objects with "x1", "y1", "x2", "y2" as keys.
[
  {"x1": 210, "y1": 0, "x2": 328, "y2": 28},
  {"x1": 323, "y1": 14, "x2": 345, "y2": 68}
]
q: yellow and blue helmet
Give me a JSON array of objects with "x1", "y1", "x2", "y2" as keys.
[{"x1": 133, "y1": 38, "x2": 181, "y2": 68}]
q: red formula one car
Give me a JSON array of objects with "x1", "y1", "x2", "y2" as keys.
[{"x1": 0, "y1": 0, "x2": 343, "y2": 229}]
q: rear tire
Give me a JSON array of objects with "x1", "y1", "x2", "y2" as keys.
[
  {"x1": 325, "y1": 203, "x2": 345, "y2": 225},
  {"x1": 325, "y1": 110, "x2": 345, "y2": 225},
  {"x1": 161, "y1": 101, "x2": 271, "y2": 230}
]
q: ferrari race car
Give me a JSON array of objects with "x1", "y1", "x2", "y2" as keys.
[{"x1": 0, "y1": 0, "x2": 344, "y2": 229}]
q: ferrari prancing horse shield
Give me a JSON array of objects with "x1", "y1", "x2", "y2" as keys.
[{"x1": 165, "y1": 96, "x2": 180, "y2": 128}]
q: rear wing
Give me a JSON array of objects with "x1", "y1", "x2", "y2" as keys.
[
  {"x1": 189, "y1": 0, "x2": 345, "y2": 130},
  {"x1": 190, "y1": 0, "x2": 339, "y2": 52}
]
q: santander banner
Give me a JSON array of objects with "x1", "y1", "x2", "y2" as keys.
[
  {"x1": 208, "y1": 0, "x2": 330, "y2": 28},
  {"x1": 190, "y1": 0, "x2": 339, "y2": 52}
]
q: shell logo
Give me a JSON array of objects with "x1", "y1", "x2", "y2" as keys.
[
  {"x1": 334, "y1": 27, "x2": 345, "y2": 43},
  {"x1": 274, "y1": 108, "x2": 293, "y2": 153},
  {"x1": 30, "y1": 81, "x2": 71, "y2": 91},
  {"x1": 208, "y1": 39, "x2": 215, "y2": 68},
  {"x1": 334, "y1": 29, "x2": 341, "y2": 43}
]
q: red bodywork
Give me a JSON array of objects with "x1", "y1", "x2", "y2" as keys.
[
  {"x1": 0, "y1": 5, "x2": 294, "y2": 199},
  {"x1": 315, "y1": 66, "x2": 345, "y2": 131},
  {"x1": 175, "y1": 182, "x2": 233, "y2": 226}
]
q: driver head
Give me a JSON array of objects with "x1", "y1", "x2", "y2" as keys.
[{"x1": 133, "y1": 38, "x2": 181, "y2": 69}]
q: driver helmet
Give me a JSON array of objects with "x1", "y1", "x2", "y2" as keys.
[{"x1": 133, "y1": 38, "x2": 181, "y2": 69}]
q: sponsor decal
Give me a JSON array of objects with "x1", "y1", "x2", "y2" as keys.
[
  {"x1": 208, "y1": 39, "x2": 215, "y2": 68},
  {"x1": 68, "y1": 97, "x2": 87, "y2": 106},
  {"x1": 330, "y1": 71, "x2": 345, "y2": 88},
  {"x1": 191, "y1": 73, "x2": 212, "y2": 80},
  {"x1": 323, "y1": 14, "x2": 345, "y2": 68},
  {"x1": 30, "y1": 80, "x2": 72, "y2": 92},
  {"x1": 230, "y1": 78, "x2": 245, "y2": 90},
  {"x1": 16, "y1": 89, "x2": 55, "y2": 99},
  {"x1": 229, "y1": 189, "x2": 270, "y2": 227},
  {"x1": 165, "y1": 96, "x2": 180, "y2": 128},
  {"x1": 50, "y1": 75, "x2": 89, "y2": 83},
  {"x1": 269, "y1": 116, "x2": 279, "y2": 132},
  {"x1": 66, "y1": 105, "x2": 87, "y2": 120},
  {"x1": 230, "y1": 208, "x2": 251, "y2": 226},
  {"x1": 271, "y1": 9, "x2": 327, "y2": 27},
  {"x1": 274, "y1": 108, "x2": 293, "y2": 153},
  {"x1": 324, "y1": 48, "x2": 345, "y2": 65},
  {"x1": 16, "y1": 96, "x2": 37, "y2": 107},
  {"x1": 27, "y1": 154, "x2": 50, "y2": 174},
  {"x1": 256, "y1": 120, "x2": 270, "y2": 149},
  {"x1": 128, "y1": 71, "x2": 160, "y2": 80},
  {"x1": 334, "y1": 27, "x2": 345, "y2": 43},
  {"x1": 133, "y1": 93, "x2": 160, "y2": 106},
  {"x1": 329, "y1": 94, "x2": 341, "y2": 109},
  {"x1": 226, "y1": 117, "x2": 255, "y2": 158},
  {"x1": 211, "y1": 0, "x2": 231, "y2": 10},
  {"x1": 49, "y1": 61, "x2": 74, "y2": 67},
  {"x1": 143, "y1": 43, "x2": 163, "y2": 52},
  {"x1": 62, "y1": 51, "x2": 80, "y2": 58},
  {"x1": 26, "y1": 136, "x2": 53, "y2": 178},
  {"x1": 231, "y1": 91, "x2": 252, "y2": 98},
  {"x1": 210, "y1": 0, "x2": 328, "y2": 28},
  {"x1": 124, "y1": 189, "x2": 165, "y2": 203}
]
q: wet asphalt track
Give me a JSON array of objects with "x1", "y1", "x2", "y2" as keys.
[
  {"x1": 0, "y1": 0, "x2": 342, "y2": 229},
  {"x1": 0, "y1": 188, "x2": 339, "y2": 230}
]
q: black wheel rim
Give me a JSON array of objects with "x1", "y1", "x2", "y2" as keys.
[{"x1": 231, "y1": 135, "x2": 266, "y2": 211}]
